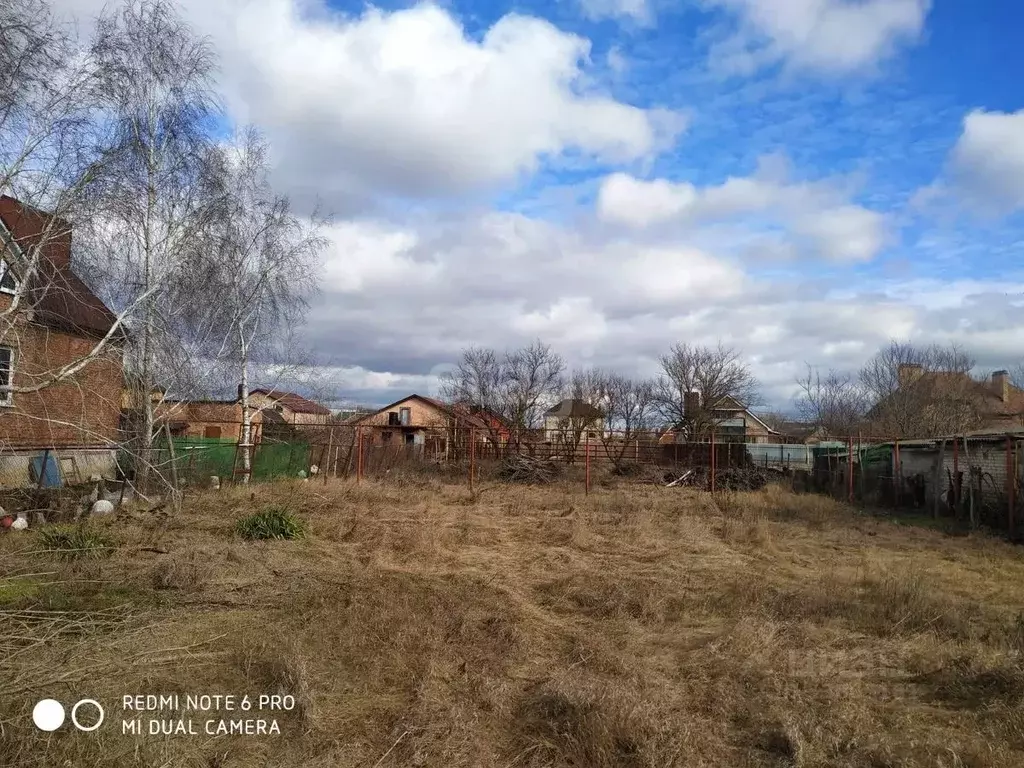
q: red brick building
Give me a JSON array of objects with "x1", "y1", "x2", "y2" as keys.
[{"x1": 0, "y1": 196, "x2": 124, "y2": 451}]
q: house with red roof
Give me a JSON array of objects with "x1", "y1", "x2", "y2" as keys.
[{"x1": 0, "y1": 195, "x2": 125, "y2": 463}]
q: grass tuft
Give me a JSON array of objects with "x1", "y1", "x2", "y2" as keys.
[
  {"x1": 235, "y1": 508, "x2": 306, "y2": 540},
  {"x1": 38, "y1": 526, "x2": 115, "y2": 560}
]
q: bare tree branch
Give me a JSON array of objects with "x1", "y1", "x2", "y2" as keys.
[{"x1": 654, "y1": 342, "x2": 759, "y2": 437}]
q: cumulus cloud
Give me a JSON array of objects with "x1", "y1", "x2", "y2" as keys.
[
  {"x1": 706, "y1": 0, "x2": 931, "y2": 75},
  {"x1": 596, "y1": 163, "x2": 887, "y2": 263},
  {"x1": 947, "y1": 109, "x2": 1024, "y2": 212},
  {"x1": 237, "y1": 3, "x2": 682, "y2": 198},
  {"x1": 54, "y1": 0, "x2": 680, "y2": 202}
]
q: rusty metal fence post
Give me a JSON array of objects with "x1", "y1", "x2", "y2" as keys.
[
  {"x1": 356, "y1": 426, "x2": 363, "y2": 484},
  {"x1": 847, "y1": 435, "x2": 854, "y2": 503},
  {"x1": 710, "y1": 430, "x2": 716, "y2": 495},
  {"x1": 894, "y1": 438, "x2": 901, "y2": 506},
  {"x1": 469, "y1": 427, "x2": 476, "y2": 492},
  {"x1": 585, "y1": 438, "x2": 590, "y2": 495}
]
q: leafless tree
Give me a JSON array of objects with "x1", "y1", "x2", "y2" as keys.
[
  {"x1": 84, "y1": 0, "x2": 222, "y2": 490},
  {"x1": 1, "y1": 0, "x2": 126, "y2": 392},
  {"x1": 1011, "y1": 364, "x2": 1024, "y2": 394},
  {"x1": 794, "y1": 365, "x2": 869, "y2": 438},
  {"x1": 440, "y1": 340, "x2": 565, "y2": 446},
  {"x1": 859, "y1": 341, "x2": 986, "y2": 438},
  {"x1": 198, "y1": 127, "x2": 327, "y2": 478},
  {"x1": 438, "y1": 346, "x2": 503, "y2": 444},
  {"x1": 597, "y1": 373, "x2": 657, "y2": 470},
  {"x1": 654, "y1": 342, "x2": 759, "y2": 437},
  {"x1": 549, "y1": 367, "x2": 606, "y2": 461}
]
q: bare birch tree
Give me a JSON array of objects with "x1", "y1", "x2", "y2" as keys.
[
  {"x1": 0, "y1": 0, "x2": 126, "y2": 397},
  {"x1": 199, "y1": 127, "x2": 325, "y2": 479},
  {"x1": 84, "y1": 0, "x2": 221, "y2": 490},
  {"x1": 655, "y1": 342, "x2": 759, "y2": 437}
]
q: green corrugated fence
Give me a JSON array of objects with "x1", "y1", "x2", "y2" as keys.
[{"x1": 153, "y1": 437, "x2": 312, "y2": 483}]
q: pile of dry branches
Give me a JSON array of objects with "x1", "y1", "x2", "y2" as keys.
[
  {"x1": 665, "y1": 466, "x2": 778, "y2": 492},
  {"x1": 496, "y1": 453, "x2": 562, "y2": 484}
]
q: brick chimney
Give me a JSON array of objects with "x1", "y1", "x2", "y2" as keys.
[
  {"x1": 992, "y1": 370, "x2": 1010, "y2": 403},
  {"x1": 897, "y1": 363, "x2": 923, "y2": 388}
]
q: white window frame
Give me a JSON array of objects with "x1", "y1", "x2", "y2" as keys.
[
  {"x1": 0, "y1": 257, "x2": 19, "y2": 295},
  {"x1": 0, "y1": 346, "x2": 13, "y2": 407}
]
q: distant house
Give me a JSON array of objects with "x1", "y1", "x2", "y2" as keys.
[
  {"x1": 659, "y1": 394, "x2": 779, "y2": 445},
  {"x1": 867, "y1": 365, "x2": 1024, "y2": 437},
  {"x1": 347, "y1": 394, "x2": 498, "y2": 453},
  {"x1": 157, "y1": 400, "x2": 264, "y2": 441},
  {"x1": 0, "y1": 196, "x2": 126, "y2": 485},
  {"x1": 543, "y1": 399, "x2": 605, "y2": 442},
  {"x1": 248, "y1": 389, "x2": 332, "y2": 425}
]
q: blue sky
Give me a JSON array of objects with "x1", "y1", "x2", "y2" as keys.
[{"x1": 54, "y1": 0, "x2": 1024, "y2": 407}]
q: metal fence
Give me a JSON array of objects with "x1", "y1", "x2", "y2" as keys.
[{"x1": 3, "y1": 422, "x2": 1021, "y2": 537}]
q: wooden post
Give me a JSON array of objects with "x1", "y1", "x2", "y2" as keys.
[
  {"x1": 469, "y1": 427, "x2": 476, "y2": 492},
  {"x1": 847, "y1": 435, "x2": 854, "y2": 503},
  {"x1": 585, "y1": 438, "x2": 591, "y2": 496},
  {"x1": 934, "y1": 439, "x2": 945, "y2": 520},
  {"x1": 356, "y1": 427, "x2": 363, "y2": 484},
  {"x1": 710, "y1": 429, "x2": 716, "y2": 495}
]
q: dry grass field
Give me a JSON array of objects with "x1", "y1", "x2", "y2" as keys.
[{"x1": 2, "y1": 476, "x2": 1024, "y2": 767}]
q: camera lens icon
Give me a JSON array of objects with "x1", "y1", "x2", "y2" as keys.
[
  {"x1": 32, "y1": 699, "x2": 105, "y2": 732},
  {"x1": 32, "y1": 699, "x2": 65, "y2": 732}
]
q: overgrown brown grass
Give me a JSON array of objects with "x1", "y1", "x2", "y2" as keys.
[{"x1": 1, "y1": 477, "x2": 1023, "y2": 767}]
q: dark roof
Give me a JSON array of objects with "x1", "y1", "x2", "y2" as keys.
[
  {"x1": 259, "y1": 407, "x2": 288, "y2": 424},
  {"x1": 545, "y1": 399, "x2": 604, "y2": 419},
  {"x1": 0, "y1": 195, "x2": 120, "y2": 338},
  {"x1": 251, "y1": 389, "x2": 332, "y2": 415}
]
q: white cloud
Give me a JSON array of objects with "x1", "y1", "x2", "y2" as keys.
[
  {"x1": 947, "y1": 109, "x2": 1024, "y2": 212},
  {"x1": 303, "y1": 210, "x2": 1024, "y2": 407},
  {"x1": 791, "y1": 205, "x2": 886, "y2": 263},
  {"x1": 706, "y1": 0, "x2": 931, "y2": 75},
  {"x1": 596, "y1": 162, "x2": 887, "y2": 263},
  {"x1": 53, "y1": 0, "x2": 680, "y2": 200},
  {"x1": 597, "y1": 174, "x2": 698, "y2": 226},
  {"x1": 234, "y1": 1, "x2": 681, "y2": 197},
  {"x1": 579, "y1": 0, "x2": 652, "y2": 24}
]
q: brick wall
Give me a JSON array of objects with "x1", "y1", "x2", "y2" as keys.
[{"x1": 0, "y1": 317, "x2": 124, "y2": 448}]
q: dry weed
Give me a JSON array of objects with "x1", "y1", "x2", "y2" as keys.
[
  {"x1": 1, "y1": 479, "x2": 1023, "y2": 767},
  {"x1": 150, "y1": 554, "x2": 212, "y2": 591}
]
